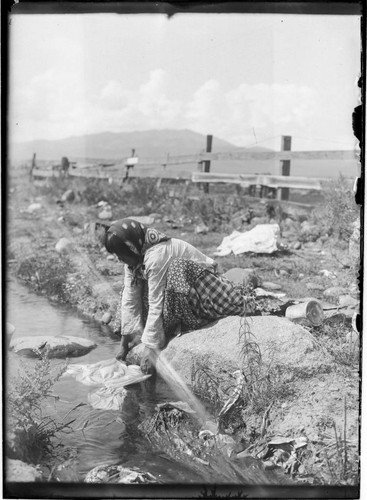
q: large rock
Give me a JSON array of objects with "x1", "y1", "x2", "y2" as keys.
[
  {"x1": 10, "y1": 335, "x2": 97, "y2": 358},
  {"x1": 6, "y1": 459, "x2": 42, "y2": 482},
  {"x1": 130, "y1": 316, "x2": 331, "y2": 384}
]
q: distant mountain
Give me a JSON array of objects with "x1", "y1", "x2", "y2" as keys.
[{"x1": 10, "y1": 129, "x2": 272, "y2": 161}]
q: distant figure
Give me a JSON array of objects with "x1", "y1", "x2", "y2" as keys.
[{"x1": 60, "y1": 157, "x2": 70, "y2": 177}]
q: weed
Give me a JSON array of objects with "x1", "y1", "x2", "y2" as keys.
[
  {"x1": 318, "y1": 404, "x2": 359, "y2": 485},
  {"x1": 6, "y1": 353, "x2": 75, "y2": 465},
  {"x1": 306, "y1": 319, "x2": 359, "y2": 368}
]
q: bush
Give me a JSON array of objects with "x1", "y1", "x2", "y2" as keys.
[
  {"x1": 311, "y1": 175, "x2": 359, "y2": 241},
  {"x1": 6, "y1": 353, "x2": 72, "y2": 465},
  {"x1": 182, "y1": 194, "x2": 244, "y2": 231},
  {"x1": 17, "y1": 254, "x2": 76, "y2": 302}
]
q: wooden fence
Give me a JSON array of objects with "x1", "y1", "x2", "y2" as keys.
[{"x1": 31, "y1": 135, "x2": 357, "y2": 199}]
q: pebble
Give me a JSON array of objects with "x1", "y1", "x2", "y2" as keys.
[
  {"x1": 26, "y1": 203, "x2": 43, "y2": 213},
  {"x1": 101, "y1": 312, "x2": 112, "y2": 325},
  {"x1": 262, "y1": 281, "x2": 282, "y2": 291},
  {"x1": 279, "y1": 269, "x2": 290, "y2": 277},
  {"x1": 98, "y1": 210, "x2": 113, "y2": 220},
  {"x1": 129, "y1": 216, "x2": 155, "y2": 225},
  {"x1": 61, "y1": 189, "x2": 75, "y2": 203},
  {"x1": 293, "y1": 241, "x2": 302, "y2": 250},
  {"x1": 55, "y1": 237, "x2": 73, "y2": 253},
  {"x1": 195, "y1": 223, "x2": 209, "y2": 235}
]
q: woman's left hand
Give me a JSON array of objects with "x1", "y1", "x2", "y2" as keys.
[{"x1": 140, "y1": 347, "x2": 159, "y2": 376}]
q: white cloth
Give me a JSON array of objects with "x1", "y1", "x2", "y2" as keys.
[
  {"x1": 214, "y1": 224, "x2": 280, "y2": 257},
  {"x1": 64, "y1": 358, "x2": 151, "y2": 411},
  {"x1": 121, "y1": 238, "x2": 216, "y2": 350}
]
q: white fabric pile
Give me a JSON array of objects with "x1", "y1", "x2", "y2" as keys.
[
  {"x1": 214, "y1": 224, "x2": 280, "y2": 257},
  {"x1": 64, "y1": 358, "x2": 151, "y2": 411}
]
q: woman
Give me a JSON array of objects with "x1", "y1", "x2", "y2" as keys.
[{"x1": 101, "y1": 218, "x2": 254, "y2": 375}]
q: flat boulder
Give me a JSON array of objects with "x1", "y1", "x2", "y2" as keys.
[
  {"x1": 10, "y1": 335, "x2": 97, "y2": 358},
  {"x1": 130, "y1": 316, "x2": 331, "y2": 384}
]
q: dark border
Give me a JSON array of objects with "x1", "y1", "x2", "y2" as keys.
[{"x1": 2, "y1": 1, "x2": 364, "y2": 499}]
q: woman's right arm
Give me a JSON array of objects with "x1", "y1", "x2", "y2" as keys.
[{"x1": 118, "y1": 265, "x2": 144, "y2": 356}]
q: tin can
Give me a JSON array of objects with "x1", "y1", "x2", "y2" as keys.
[{"x1": 285, "y1": 300, "x2": 324, "y2": 326}]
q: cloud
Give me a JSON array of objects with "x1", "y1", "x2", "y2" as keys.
[
  {"x1": 184, "y1": 81, "x2": 318, "y2": 146},
  {"x1": 100, "y1": 80, "x2": 131, "y2": 110},
  {"x1": 10, "y1": 65, "x2": 318, "y2": 148}
]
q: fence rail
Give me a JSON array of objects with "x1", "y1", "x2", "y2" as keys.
[{"x1": 30, "y1": 137, "x2": 358, "y2": 198}]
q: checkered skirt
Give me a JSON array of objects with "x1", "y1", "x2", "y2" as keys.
[{"x1": 162, "y1": 258, "x2": 246, "y2": 338}]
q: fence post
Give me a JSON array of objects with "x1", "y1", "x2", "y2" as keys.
[
  {"x1": 277, "y1": 135, "x2": 292, "y2": 200},
  {"x1": 30, "y1": 153, "x2": 36, "y2": 179},
  {"x1": 203, "y1": 134, "x2": 213, "y2": 194}
]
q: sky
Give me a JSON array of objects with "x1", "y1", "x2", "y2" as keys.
[{"x1": 8, "y1": 12, "x2": 361, "y2": 151}]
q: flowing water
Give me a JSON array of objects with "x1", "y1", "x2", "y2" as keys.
[{"x1": 5, "y1": 279, "x2": 208, "y2": 482}]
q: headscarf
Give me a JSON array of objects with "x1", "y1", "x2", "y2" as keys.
[{"x1": 106, "y1": 218, "x2": 170, "y2": 283}]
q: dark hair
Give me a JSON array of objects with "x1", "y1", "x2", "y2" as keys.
[{"x1": 104, "y1": 232, "x2": 140, "y2": 264}]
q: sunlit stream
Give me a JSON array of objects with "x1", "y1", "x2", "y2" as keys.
[{"x1": 5, "y1": 279, "x2": 208, "y2": 482}]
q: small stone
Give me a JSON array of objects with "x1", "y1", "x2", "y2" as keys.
[
  {"x1": 61, "y1": 189, "x2": 75, "y2": 202},
  {"x1": 279, "y1": 269, "x2": 289, "y2": 277},
  {"x1": 129, "y1": 216, "x2": 155, "y2": 225},
  {"x1": 101, "y1": 312, "x2": 112, "y2": 325},
  {"x1": 263, "y1": 460, "x2": 277, "y2": 470},
  {"x1": 148, "y1": 213, "x2": 162, "y2": 222},
  {"x1": 107, "y1": 255, "x2": 115, "y2": 261},
  {"x1": 26, "y1": 202, "x2": 42, "y2": 213},
  {"x1": 98, "y1": 210, "x2": 113, "y2": 220},
  {"x1": 293, "y1": 241, "x2": 302, "y2": 250},
  {"x1": 55, "y1": 237, "x2": 73, "y2": 253},
  {"x1": 195, "y1": 223, "x2": 209, "y2": 235},
  {"x1": 262, "y1": 281, "x2": 282, "y2": 291}
]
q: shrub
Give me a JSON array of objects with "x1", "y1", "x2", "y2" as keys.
[
  {"x1": 182, "y1": 194, "x2": 244, "y2": 231},
  {"x1": 17, "y1": 254, "x2": 76, "y2": 302},
  {"x1": 311, "y1": 175, "x2": 359, "y2": 241}
]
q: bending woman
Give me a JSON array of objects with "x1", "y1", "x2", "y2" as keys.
[{"x1": 102, "y1": 218, "x2": 253, "y2": 374}]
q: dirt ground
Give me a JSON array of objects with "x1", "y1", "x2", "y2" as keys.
[{"x1": 6, "y1": 162, "x2": 361, "y2": 487}]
